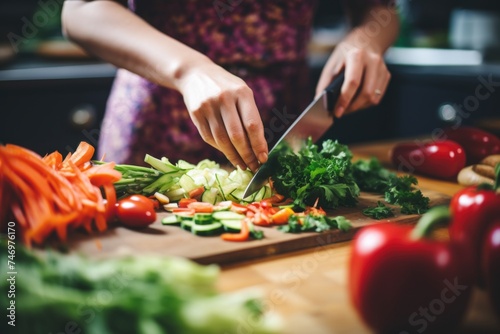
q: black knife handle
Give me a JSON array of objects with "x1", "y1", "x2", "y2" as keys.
[{"x1": 323, "y1": 71, "x2": 345, "y2": 112}]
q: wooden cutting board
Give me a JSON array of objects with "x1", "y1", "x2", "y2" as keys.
[{"x1": 64, "y1": 189, "x2": 450, "y2": 265}]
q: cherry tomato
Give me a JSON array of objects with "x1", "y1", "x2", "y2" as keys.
[
  {"x1": 115, "y1": 194, "x2": 156, "y2": 228},
  {"x1": 390, "y1": 140, "x2": 466, "y2": 179}
]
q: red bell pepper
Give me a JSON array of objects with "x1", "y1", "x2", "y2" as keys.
[
  {"x1": 448, "y1": 164, "x2": 500, "y2": 285},
  {"x1": 443, "y1": 126, "x2": 500, "y2": 165},
  {"x1": 482, "y1": 221, "x2": 500, "y2": 317},
  {"x1": 220, "y1": 218, "x2": 250, "y2": 242},
  {"x1": 390, "y1": 140, "x2": 466, "y2": 179},
  {"x1": 349, "y1": 206, "x2": 473, "y2": 333}
]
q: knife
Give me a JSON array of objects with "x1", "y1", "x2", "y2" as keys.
[{"x1": 242, "y1": 71, "x2": 345, "y2": 198}]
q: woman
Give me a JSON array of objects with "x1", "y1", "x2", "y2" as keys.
[{"x1": 62, "y1": 0, "x2": 399, "y2": 171}]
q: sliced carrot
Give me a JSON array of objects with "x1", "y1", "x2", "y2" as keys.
[
  {"x1": 0, "y1": 141, "x2": 121, "y2": 245},
  {"x1": 188, "y1": 186, "x2": 205, "y2": 200},
  {"x1": 85, "y1": 163, "x2": 121, "y2": 186},
  {"x1": 65, "y1": 141, "x2": 95, "y2": 168},
  {"x1": 179, "y1": 198, "x2": 198, "y2": 208},
  {"x1": 187, "y1": 201, "x2": 214, "y2": 213},
  {"x1": 43, "y1": 151, "x2": 63, "y2": 169}
]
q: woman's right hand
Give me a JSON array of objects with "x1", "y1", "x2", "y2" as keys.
[{"x1": 177, "y1": 62, "x2": 268, "y2": 171}]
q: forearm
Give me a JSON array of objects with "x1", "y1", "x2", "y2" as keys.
[
  {"x1": 61, "y1": 0, "x2": 211, "y2": 90},
  {"x1": 344, "y1": 4, "x2": 400, "y2": 54}
]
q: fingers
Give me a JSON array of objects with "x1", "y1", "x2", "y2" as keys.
[
  {"x1": 236, "y1": 91, "x2": 268, "y2": 165},
  {"x1": 190, "y1": 86, "x2": 266, "y2": 172},
  {"x1": 320, "y1": 47, "x2": 391, "y2": 118},
  {"x1": 219, "y1": 89, "x2": 263, "y2": 171},
  {"x1": 333, "y1": 50, "x2": 364, "y2": 118},
  {"x1": 346, "y1": 53, "x2": 390, "y2": 113},
  {"x1": 315, "y1": 54, "x2": 343, "y2": 98}
]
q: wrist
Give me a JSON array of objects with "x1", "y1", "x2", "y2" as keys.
[{"x1": 163, "y1": 53, "x2": 213, "y2": 91}]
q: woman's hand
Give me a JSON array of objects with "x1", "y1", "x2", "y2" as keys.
[
  {"x1": 315, "y1": 5, "x2": 399, "y2": 118},
  {"x1": 177, "y1": 61, "x2": 268, "y2": 171}
]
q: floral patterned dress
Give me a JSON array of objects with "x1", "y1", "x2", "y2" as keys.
[{"x1": 98, "y1": 0, "x2": 390, "y2": 165}]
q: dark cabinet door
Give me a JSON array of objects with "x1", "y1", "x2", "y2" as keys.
[{"x1": 0, "y1": 80, "x2": 113, "y2": 156}]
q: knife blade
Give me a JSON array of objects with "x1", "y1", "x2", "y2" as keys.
[{"x1": 242, "y1": 71, "x2": 345, "y2": 198}]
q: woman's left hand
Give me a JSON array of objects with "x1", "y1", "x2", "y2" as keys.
[{"x1": 316, "y1": 30, "x2": 391, "y2": 118}]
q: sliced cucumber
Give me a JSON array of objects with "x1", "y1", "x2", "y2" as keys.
[
  {"x1": 145, "y1": 154, "x2": 181, "y2": 173},
  {"x1": 177, "y1": 159, "x2": 196, "y2": 170},
  {"x1": 175, "y1": 212, "x2": 195, "y2": 222},
  {"x1": 161, "y1": 215, "x2": 180, "y2": 225},
  {"x1": 143, "y1": 173, "x2": 175, "y2": 194},
  {"x1": 193, "y1": 213, "x2": 214, "y2": 225},
  {"x1": 251, "y1": 186, "x2": 264, "y2": 201},
  {"x1": 201, "y1": 188, "x2": 219, "y2": 205},
  {"x1": 213, "y1": 211, "x2": 245, "y2": 221},
  {"x1": 157, "y1": 177, "x2": 180, "y2": 193},
  {"x1": 213, "y1": 200, "x2": 232, "y2": 211},
  {"x1": 180, "y1": 219, "x2": 194, "y2": 231},
  {"x1": 191, "y1": 222, "x2": 223, "y2": 236},
  {"x1": 179, "y1": 174, "x2": 199, "y2": 193},
  {"x1": 221, "y1": 219, "x2": 244, "y2": 232},
  {"x1": 165, "y1": 187, "x2": 186, "y2": 201},
  {"x1": 196, "y1": 159, "x2": 220, "y2": 169}
]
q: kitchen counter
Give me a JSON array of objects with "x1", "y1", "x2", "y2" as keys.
[{"x1": 216, "y1": 140, "x2": 500, "y2": 334}]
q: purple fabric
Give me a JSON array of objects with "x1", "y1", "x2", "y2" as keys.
[{"x1": 99, "y1": 0, "x2": 392, "y2": 165}]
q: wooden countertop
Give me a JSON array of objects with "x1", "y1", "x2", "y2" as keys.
[{"x1": 217, "y1": 140, "x2": 500, "y2": 334}]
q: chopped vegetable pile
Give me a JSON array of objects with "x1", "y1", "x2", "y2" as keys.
[
  {"x1": 101, "y1": 156, "x2": 271, "y2": 203},
  {"x1": 0, "y1": 239, "x2": 281, "y2": 334},
  {"x1": 271, "y1": 139, "x2": 360, "y2": 210},
  {"x1": 0, "y1": 139, "x2": 431, "y2": 245},
  {"x1": 0, "y1": 142, "x2": 120, "y2": 245}
]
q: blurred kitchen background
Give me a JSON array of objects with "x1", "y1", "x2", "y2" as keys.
[{"x1": 1, "y1": 0, "x2": 500, "y2": 156}]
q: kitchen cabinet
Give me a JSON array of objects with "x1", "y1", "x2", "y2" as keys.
[{"x1": 0, "y1": 60, "x2": 116, "y2": 156}]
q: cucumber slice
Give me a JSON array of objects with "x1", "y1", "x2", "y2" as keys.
[
  {"x1": 221, "y1": 219, "x2": 244, "y2": 232},
  {"x1": 194, "y1": 213, "x2": 214, "y2": 225},
  {"x1": 191, "y1": 222, "x2": 223, "y2": 236},
  {"x1": 213, "y1": 211, "x2": 245, "y2": 221},
  {"x1": 165, "y1": 188, "x2": 186, "y2": 201},
  {"x1": 161, "y1": 215, "x2": 180, "y2": 225},
  {"x1": 177, "y1": 159, "x2": 196, "y2": 170},
  {"x1": 179, "y1": 174, "x2": 199, "y2": 193},
  {"x1": 213, "y1": 201, "x2": 232, "y2": 211},
  {"x1": 175, "y1": 212, "x2": 194, "y2": 222},
  {"x1": 143, "y1": 173, "x2": 175, "y2": 194},
  {"x1": 157, "y1": 177, "x2": 180, "y2": 194},
  {"x1": 180, "y1": 219, "x2": 194, "y2": 231},
  {"x1": 145, "y1": 154, "x2": 181, "y2": 173},
  {"x1": 201, "y1": 188, "x2": 219, "y2": 205},
  {"x1": 196, "y1": 159, "x2": 220, "y2": 169}
]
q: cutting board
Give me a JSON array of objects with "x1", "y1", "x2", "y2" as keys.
[{"x1": 64, "y1": 189, "x2": 450, "y2": 265}]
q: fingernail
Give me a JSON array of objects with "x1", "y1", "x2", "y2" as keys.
[
  {"x1": 335, "y1": 106, "x2": 345, "y2": 118},
  {"x1": 258, "y1": 152, "x2": 268, "y2": 164}
]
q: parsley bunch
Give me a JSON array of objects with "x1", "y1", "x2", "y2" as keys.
[
  {"x1": 271, "y1": 139, "x2": 360, "y2": 210},
  {"x1": 352, "y1": 159, "x2": 430, "y2": 214},
  {"x1": 278, "y1": 214, "x2": 352, "y2": 233}
]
